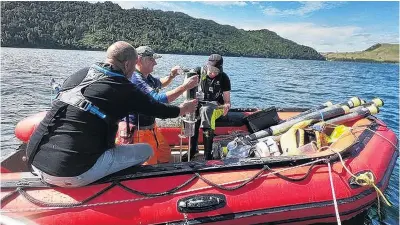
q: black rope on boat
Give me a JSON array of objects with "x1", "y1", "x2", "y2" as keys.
[
  {"x1": 115, "y1": 174, "x2": 198, "y2": 197},
  {"x1": 194, "y1": 165, "x2": 270, "y2": 191},
  {"x1": 194, "y1": 160, "x2": 320, "y2": 191},
  {"x1": 0, "y1": 189, "x2": 19, "y2": 206},
  {"x1": 2, "y1": 160, "x2": 324, "y2": 209},
  {"x1": 15, "y1": 182, "x2": 117, "y2": 207},
  {"x1": 265, "y1": 163, "x2": 317, "y2": 182}
]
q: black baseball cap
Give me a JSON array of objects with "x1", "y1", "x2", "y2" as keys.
[{"x1": 207, "y1": 54, "x2": 223, "y2": 69}]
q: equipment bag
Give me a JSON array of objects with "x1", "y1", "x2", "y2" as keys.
[{"x1": 243, "y1": 107, "x2": 280, "y2": 133}]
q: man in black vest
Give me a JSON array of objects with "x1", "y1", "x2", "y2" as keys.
[
  {"x1": 188, "y1": 54, "x2": 231, "y2": 160},
  {"x1": 26, "y1": 41, "x2": 197, "y2": 187}
]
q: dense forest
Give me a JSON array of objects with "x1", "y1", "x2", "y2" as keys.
[{"x1": 1, "y1": 1, "x2": 325, "y2": 60}]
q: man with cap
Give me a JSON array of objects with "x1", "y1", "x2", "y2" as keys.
[
  {"x1": 186, "y1": 54, "x2": 231, "y2": 160},
  {"x1": 127, "y1": 46, "x2": 199, "y2": 164}
]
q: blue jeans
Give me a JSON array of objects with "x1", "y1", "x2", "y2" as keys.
[{"x1": 32, "y1": 143, "x2": 153, "y2": 187}]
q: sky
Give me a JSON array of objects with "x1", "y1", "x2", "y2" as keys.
[{"x1": 111, "y1": 1, "x2": 399, "y2": 53}]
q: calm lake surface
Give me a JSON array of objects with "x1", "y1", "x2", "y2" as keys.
[{"x1": 1, "y1": 47, "x2": 399, "y2": 224}]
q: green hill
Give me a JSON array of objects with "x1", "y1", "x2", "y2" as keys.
[
  {"x1": 1, "y1": 1, "x2": 324, "y2": 60},
  {"x1": 323, "y1": 43, "x2": 399, "y2": 63}
]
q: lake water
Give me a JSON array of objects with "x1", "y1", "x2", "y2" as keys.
[{"x1": 1, "y1": 47, "x2": 399, "y2": 224}]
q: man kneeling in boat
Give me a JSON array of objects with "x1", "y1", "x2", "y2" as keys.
[
  {"x1": 124, "y1": 46, "x2": 199, "y2": 164},
  {"x1": 25, "y1": 41, "x2": 197, "y2": 187},
  {"x1": 185, "y1": 54, "x2": 231, "y2": 160}
]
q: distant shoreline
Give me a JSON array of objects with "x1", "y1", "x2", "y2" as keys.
[
  {"x1": 3, "y1": 45, "x2": 398, "y2": 64},
  {"x1": 324, "y1": 58, "x2": 399, "y2": 64},
  {"x1": 321, "y1": 43, "x2": 399, "y2": 64},
  {"x1": 0, "y1": 46, "x2": 322, "y2": 61}
]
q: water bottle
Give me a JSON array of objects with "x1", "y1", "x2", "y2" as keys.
[
  {"x1": 226, "y1": 144, "x2": 251, "y2": 158},
  {"x1": 226, "y1": 138, "x2": 251, "y2": 158}
]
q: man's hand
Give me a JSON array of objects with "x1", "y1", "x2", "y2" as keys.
[
  {"x1": 179, "y1": 99, "x2": 198, "y2": 116},
  {"x1": 222, "y1": 103, "x2": 231, "y2": 116},
  {"x1": 183, "y1": 75, "x2": 199, "y2": 90},
  {"x1": 170, "y1": 65, "x2": 182, "y2": 78}
]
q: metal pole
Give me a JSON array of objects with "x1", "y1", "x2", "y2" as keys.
[
  {"x1": 179, "y1": 122, "x2": 183, "y2": 163},
  {"x1": 187, "y1": 131, "x2": 191, "y2": 162}
]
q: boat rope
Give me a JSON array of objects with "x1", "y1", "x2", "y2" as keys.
[
  {"x1": 179, "y1": 159, "x2": 326, "y2": 194},
  {"x1": 329, "y1": 146, "x2": 392, "y2": 221},
  {"x1": 1, "y1": 159, "x2": 326, "y2": 213},
  {"x1": 0, "y1": 189, "x2": 19, "y2": 206},
  {"x1": 21, "y1": 182, "x2": 116, "y2": 207},
  {"x1": 194, "y1": 162, "x2": 318, "y2": 191},
  {"x1": 320, "y1": 122, "x2": 395, "y2": 221},
  {"x1": 115, "y1": 175, "x2": 198, "y2": 197},
  {"x1": 327, "y1": 161, "x2": 342, "y2": 225},
  {"x1": 364, "y1": 127, "x2": 399, "y2": 151},
  {"x1": 194, "y1": 166, "x2": 269, "y2": 191}
]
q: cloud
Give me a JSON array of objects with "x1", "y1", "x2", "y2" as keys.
[
  {"x1": 263, "y1": 2, "x2": 343, "y2": 17},
  {"x1": 247, "y1": 22, "x2": 398, "y2": 52}
]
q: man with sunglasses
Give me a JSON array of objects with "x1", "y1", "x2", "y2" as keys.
[
  {"x1": 128, "y1": 46, "x2": 199, "y2": 164},
  {"x1": 186, "y1": 54, "x2": 231, "y2": 160}
]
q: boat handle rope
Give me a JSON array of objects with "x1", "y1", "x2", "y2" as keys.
[
  {"x1": 115, "y1": 175, "x2": 198, "y2": 197},
  {"x1": 1, "y1": 182, "x2": 118, "y2": 208},
  {"x1": 1, "y1": 159, "x2": 325, "y2": 212},
  {"x1": 194, "y1": 162, "x2": 318, "y2": 191},
  {"x1": 328, "y1": 146, "x2": 393, "y2": 222},
  {"x1": 319, "y1": 122, "x2": 397, "y2": 223}
]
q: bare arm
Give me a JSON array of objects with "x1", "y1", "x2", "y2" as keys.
[
  {"x1": 222, "y1": 91, "x2": 231, "y2": 116},
  {"x1": 127, "y1": 85, "x2": 196, "y2": 118},
  {"x1": 160, "y1": 65, "x2": 181, "y2": 88},
  {"x1": 160, "y1": 74, "x2": 175, "y2": 88},
  {"x1": 165, "y1": 84, "x2": 186, "y2": 103},
  {"x1": 165, "y1": 75, "x2": 199, "y2": 103}
]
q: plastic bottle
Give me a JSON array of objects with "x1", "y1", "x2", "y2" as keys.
[{"x1": 226, "y1": 143, "x2": 251, "y2": 158}]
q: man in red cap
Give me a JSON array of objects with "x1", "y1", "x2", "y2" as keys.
[{"x1": 187, "y1": 54, "x2": 231, "y2": 160}]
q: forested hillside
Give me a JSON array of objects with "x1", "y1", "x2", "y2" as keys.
[{"x1": 1, "y1": 1, "x2": 325, "y2": 60}]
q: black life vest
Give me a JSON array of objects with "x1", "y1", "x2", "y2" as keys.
[
  {"x1": 200, "y1": 67, "x2": 226, "y2": 105},
  {"x1": 26, "y1": 65, "x2": 124, "y2": 167}
]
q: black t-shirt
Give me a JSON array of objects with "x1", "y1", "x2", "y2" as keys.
[
  {"x1": 28, "y1": 64, "x2": 180, "y2": 177},
  {"x1": 202, "y1": 71, "x2": 231, "y2": 105}
]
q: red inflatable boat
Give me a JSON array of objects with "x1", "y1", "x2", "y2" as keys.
[{"x1": 1, "y1": 108, "x2": 398, "y2": 225}]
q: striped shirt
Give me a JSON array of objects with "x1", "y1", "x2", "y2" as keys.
[{"x1": 129, "y1": 70, "x2": 168, "y2": 126}]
